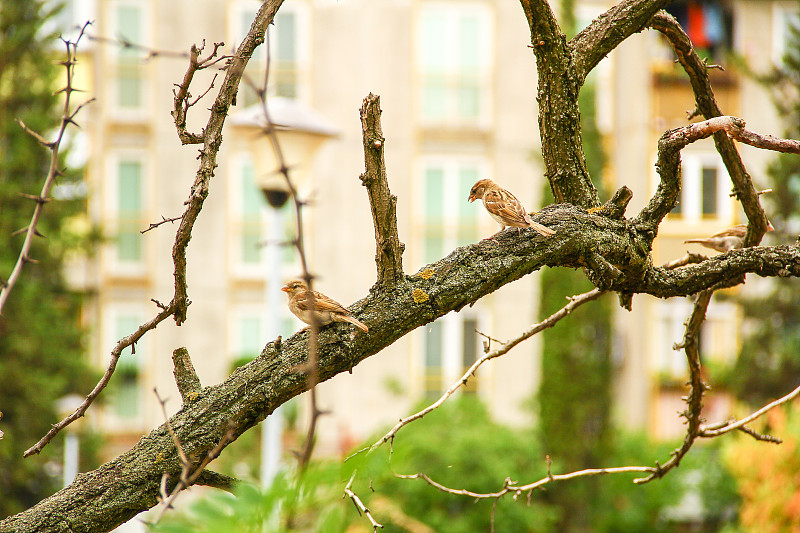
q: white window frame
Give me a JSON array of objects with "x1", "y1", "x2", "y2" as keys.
[
  {"x1": 658, "y1": 150, "x2": 734, "y2": 223},
  {"x1": 417, "y1": 310, "x2": 484, "y2": 397},
  {"x1": 229, "y1": 0, "x2": 311, "y2": 103},
  {"x1": 415, "y1": 2, "x2": 494, "y2": 127},
  {"x1": 100, "y1": 304, "x2": 147, "y2": 426},
  {"x1": 107, "y1": 0, "x2": 151, "y2": 120},
  {"x1": 415, "y1": 155, "x2": 491, "y2": 266},
  {"x1": 104, "y1": 151, "x2": 149, "y2": 276}
]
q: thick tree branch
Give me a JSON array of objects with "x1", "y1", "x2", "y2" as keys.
[
  {"x1": 634, "y1": 116, "x2": 797, "y2": 234},
  {"x1": 571, "y1": 0, "x2": 672, "y2": 84},
  {"x1": 649, "y1": 12, "x2": 771, "y2": 247},
  {"x1": 359, "y1": 93, "x2": 405, "y2": 287},
  {"x1": 519, "y1": 0, "x2": 596, "y2": 206}
]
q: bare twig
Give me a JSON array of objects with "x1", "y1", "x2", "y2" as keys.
[
  {"x1": 0, "y1": 22, "x2": 94, "y2": 315},
  {"x1": 634, "y1": 289, "x2": 713, "y2": 484},
  {"x1": 25, "y1": 304, "x2": 175, "y2": 457},
  {"x1": 700, "y1": 382, "x2": 800, "y2": 439},
  {"x1": 354, "y1": 287, "x2": 607, "y2": 457},
  {"x1": 396, "y1": 465, "x2": 657, "y2": 500},
  {"x1": 344, "y1": 473, "x2": 384, "y2": 532},
  {"x1": 141, "y1": 215, "x2": 183, "y2": 234}
]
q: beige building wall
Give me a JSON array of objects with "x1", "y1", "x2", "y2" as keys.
[
  {"x1": 60, "y1": 0, "x2": 794, "y2": 459},
  {"x1": 68, "y1": 0, "x2": 544, "y2": 458}
]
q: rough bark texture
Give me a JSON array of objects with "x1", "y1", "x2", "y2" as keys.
[
  {"x1": 2, "y1": 1, "x2": 796, "y2": 531},
  {"x1": 359, "y1": 93, "x2": 405, "y2": 287}
]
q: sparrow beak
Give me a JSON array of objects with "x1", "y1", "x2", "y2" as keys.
[
  {"x1": 281, "y1": 285, "x2": 290, "y2": 293},
  {"x1": 767, "y1": 221, "x2": 775, "y2": 232},
  {"x1": 468, "y1": 194, "x2": 476, "y2": 203}
]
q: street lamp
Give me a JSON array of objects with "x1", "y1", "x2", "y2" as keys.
[
  {"x1": 231, "y1": 97, "x2": 337, "y2": 486},
  {"x1": 56, "y1": 394, "x2": 85, "y2": 487}
]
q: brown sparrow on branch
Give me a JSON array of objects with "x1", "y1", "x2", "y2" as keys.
[
  {"x1": 683, "y1": 222, "x2": 774, "y2": 252},
  {"x1": 282, "y1": 279, "x2": 368, "y2": 333},
  {"x1": 468, "y1": 178, "x2": 555, "y2": 242}
]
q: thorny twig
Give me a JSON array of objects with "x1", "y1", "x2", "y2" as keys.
[
  {"x1": 26, "y1": 1, "x2": 282, "y2": 456},
  {"x1": 0, "y1": 22, "x2": 94, "y2": 316}
]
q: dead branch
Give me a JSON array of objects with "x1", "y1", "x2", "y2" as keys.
[
  {"x1": 0, "y1": 22, "x2": 93, "y2": 316},
  {"x1": 359, "y1": 93, "x2": 405, "y2": 287},
  {"x1": 172, "y1": 347, "x2": 201, "y2": 404},
  {"x1": 700, "y1": 382, "x2": 800, "y2": 439},
  {"x1": 357, "y1": 287, "x2": 607, "y2": 457},
  {"x1": 649, "y1": 12, "x2": 772, "y2": 246},
  {"x1": 634, "y1": 289, "x2": 712, "y2": 484},
  {"x1": 24, "y1": 0, "x2": 284, "y2": 457}
]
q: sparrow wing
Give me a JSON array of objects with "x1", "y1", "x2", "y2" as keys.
[
  {"x1": 295, "y1": 290, "x2": 350, "y2": 315},
  {"x1": 484, "y1": 188, "x2": 530, "y2": 226},
  {"x1": 711, "y1": 225, "x2": 747, "y2": 239}
]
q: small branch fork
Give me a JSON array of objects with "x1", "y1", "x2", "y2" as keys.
[
  {"x1": 150, "y1": 389, "x2": 236, "y2": 526},
  {"x1": 344, "y1": 473, "x2": 384, "y2": 532},
  {"x1": 648, "y1": 12, "x2": 774, "y2": 246},
  {"x1": 637, "y1": 115, "x2": 800, "y2": 233},
  {"x1": 25, "y1": 1, "x2": 285, "y2": 457},
  {"x1": 0, "y1": 22, "x2": 95, "y2": 316}
]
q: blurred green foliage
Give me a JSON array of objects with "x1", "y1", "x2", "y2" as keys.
[
  {"x1": 155, "y1": 396, "x2": 740, "y2": 532},
  {"x1": 0, "y1": 0, "x2": 99, "y2": 517}
]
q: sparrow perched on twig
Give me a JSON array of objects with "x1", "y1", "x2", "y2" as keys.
[
  {"x1": 683, "y1": 222, "x2": 774, "y2": 252},
  {"x1": 468, "y1": 178, "x2": 555, "y2": 242},
  {"x1": 282, "y1": 279, "x2": 368, "y2": 333}
]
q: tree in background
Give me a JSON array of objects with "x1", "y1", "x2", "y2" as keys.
[
  {"x1": 0, "y1": 0, "x2": 98, "y2": 516},
  {"x1": 535, "y1": 6, "x2": 614, "y2": 524},
  {"x1": 728, "y1": 14, "x2": 800, "y2": 406}
]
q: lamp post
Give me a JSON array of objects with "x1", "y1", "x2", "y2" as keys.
[
  {"x1": 232, "y1": 97, "x2": 337, "y2": 487},
  {"x1": 56, "y1": 394, "x2": 84, "y2": 487}
]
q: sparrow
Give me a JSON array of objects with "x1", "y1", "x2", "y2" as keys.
[
  {"x1": 683, "y1": 222, "x2": 774, "y2": 252},
  {"x1": 468, "y1": 178, "x2": 555, "y2": 242},
  {"x1": 282, "y1": 279, "x2": 368, "y2": 333}
]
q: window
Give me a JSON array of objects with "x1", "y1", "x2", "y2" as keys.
[
  {"x1": 231, "y1": 309, "x2": 296, "y2": 368},
  {"x1": 116, "y1": 159, "x2": 144, "y2": 264},
  {"x1": 417, "y1": 3, "x2": 492, "y2": 126},
  {"x1": 232, "y1": 1, "x2": 306, "y2": 105},
  {"x1": 112, "y1": 1, "x2": 146, "y2": 112},
  {"x1": 420, "y1": 159, "x2": 484, "y2": 264},
  {"x1": 422, "y1": 313, "x2": 481, "y2": 397},
  {"x1": 668, "y1": 152, "x2": 732, "y2": 221},
  {"x1": 109, "y1": 311, "x2": 143, "y2": 418}
]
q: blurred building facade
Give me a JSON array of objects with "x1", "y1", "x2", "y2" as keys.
[{"x1": 50, "y1": 0, "x2": 796, "y2": 461}]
